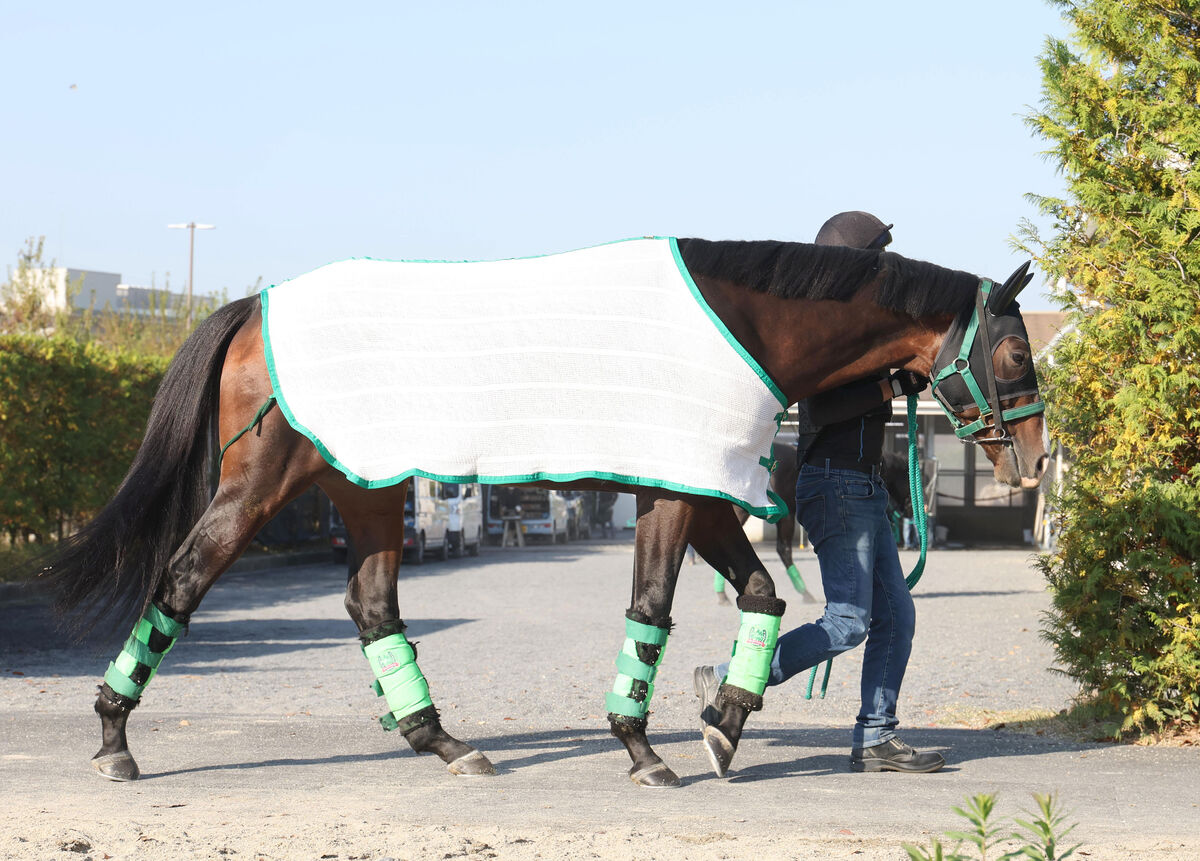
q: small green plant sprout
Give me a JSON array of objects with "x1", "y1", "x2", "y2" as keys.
[
  {"x1": 1005, "y1": 793, "x2": 1080, "y2": 861},
  {"x1": 903, "y1": 792, "x2": 1081, "y2": 861},
  {"x1": 946, "y1": 794, "x2": 1005, "y2": 859}
]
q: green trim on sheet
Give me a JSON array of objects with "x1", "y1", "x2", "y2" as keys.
[
  {"x1": 259, "y1": 242, "x2": 790, "y2": 524},
  {"x1": 668, "y1": 237, "x2": 788, "y2": 407}
]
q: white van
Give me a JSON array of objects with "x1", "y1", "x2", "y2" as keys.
[
  {"x1": 485, "y1": 486, "x2": 571, "y2": 543},
  {"x1": 404, "y1": 476, "x2": 451, "y2": 564},
  {"x1": 441, "y1": 482, "x2": 483, "y2": 557}
]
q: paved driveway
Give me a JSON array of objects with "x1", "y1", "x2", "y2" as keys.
[{"x1": 2, "y1": 543, "x2": 1196, "y2": 860}]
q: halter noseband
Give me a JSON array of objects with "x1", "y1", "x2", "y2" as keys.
[{"x1": 930, "y1": 279, "x2": 1045, "y2": 445}]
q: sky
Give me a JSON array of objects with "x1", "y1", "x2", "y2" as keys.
[{"x1": 2, "y1": 2, "x2": 1072, "y2": 310}]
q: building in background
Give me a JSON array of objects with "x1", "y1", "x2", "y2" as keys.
[{"x1": 1, "y1": 265, "x2": 217, "y2": 318}]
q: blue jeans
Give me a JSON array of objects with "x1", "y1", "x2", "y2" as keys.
[{"x1": 717, "y1": 462, "x2": 915, "y2": 748}]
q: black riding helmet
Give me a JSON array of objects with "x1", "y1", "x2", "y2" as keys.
[{"x1": 814, "y1": 210, "x2": 894, "y2": 250}]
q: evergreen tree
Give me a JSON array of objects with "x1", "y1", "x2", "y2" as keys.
[{"x1": 1022, "y1": 0, "x2": 1200, "y2": 735}]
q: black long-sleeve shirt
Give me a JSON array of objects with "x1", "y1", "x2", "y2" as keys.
[{"x1": 796, "y1": 374, "x2": 892, "y2": 469}]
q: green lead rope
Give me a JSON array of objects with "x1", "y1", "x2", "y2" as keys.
[
  {"x1": 804, "y1": 393, "x2": 928, "y2": 700},
  {"x1": 904, "y1": 393, "x2": 929, "y2": 589}
]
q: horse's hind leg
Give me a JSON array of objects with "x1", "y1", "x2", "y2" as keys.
[
  {"x1": 92, "y1": 416, "x2": 327, "y2": 781},
  {"x1": 330, "y1": 480, "x2": 494, "y2": 777}
]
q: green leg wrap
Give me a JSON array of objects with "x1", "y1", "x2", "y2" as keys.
[
  {"x1": 362, "y1": 631, "x2": 435, "y2": 732},
  {"x1": 785, "y1": 564, "x2": 805, "y2": 593},
  {"x1": 722, "y1": 596, "x2": 785, "y2": 699},
  {"x1": 102, "y1": 603, "x2": 186, "y2": 703},
  {"x1": 604, "y1": 614, "x2": 670, "y2": 720},
  {"x1": 713, "y1": 570, "x2": 726, "y2": 593}
]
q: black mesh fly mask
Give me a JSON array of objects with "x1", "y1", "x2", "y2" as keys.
[{"x1": 929, "y1": 262, "x2": 1045, "y2": 444}]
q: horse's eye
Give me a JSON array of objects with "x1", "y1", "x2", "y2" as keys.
[{"x1": 994, "y1": 337, "x2": 1031, "y2": 381}]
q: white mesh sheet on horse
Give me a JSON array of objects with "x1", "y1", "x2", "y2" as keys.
[{"x1": 261, "y1": 237, "x2": 788, "y2": 519}]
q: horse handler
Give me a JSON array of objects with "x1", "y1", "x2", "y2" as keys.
[{"x1": 694, "y1": 211, "x2": 944, "y2": 774}]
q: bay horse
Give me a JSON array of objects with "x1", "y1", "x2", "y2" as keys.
[{"x1": 40, "y1": 238, "x2": 1048, "y2": 788}]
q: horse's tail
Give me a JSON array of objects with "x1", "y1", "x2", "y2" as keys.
[{"x1": 41, "y1": 296, "x2": 260, "y2": 636}]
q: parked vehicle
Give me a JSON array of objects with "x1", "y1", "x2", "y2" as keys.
[
  {"x1": 330, "y1": 505, "x2": 349, "y2": 563},
  {"x1": 484, "y1": 485, "x2": 571, "y2": 544},
  {"x1": 442, "y1": 482, "x2": 483, "y2": 557},
  {"x1": 404, "y1": 476, "x2": 451, "y2": 564},
  {"x1": 329, "y1": 477, "x2": 459, "y2": 566}
]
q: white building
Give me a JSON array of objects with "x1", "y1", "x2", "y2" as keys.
[{"x1": 2, "y1": 266, "x2": 214, "y2": 318}]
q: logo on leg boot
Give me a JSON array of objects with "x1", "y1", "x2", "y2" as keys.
[
  {"x1": 747, "y1": 625, "x2": 770, "y2": 649},
  {"x1": 375, "y1": 650, "x2": 401, "y2": 674}
]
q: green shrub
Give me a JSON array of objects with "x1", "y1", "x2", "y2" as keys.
[{"x1": 0, "y1": 335, "x2": 166, "y2": 546}]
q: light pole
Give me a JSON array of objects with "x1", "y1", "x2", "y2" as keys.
[{"x1": 167, "y1": 222, "x2": 215, "y2": 328}]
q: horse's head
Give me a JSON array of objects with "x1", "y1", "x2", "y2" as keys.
[{"x1": 929, "y1": 262, "x2": 1049, "y2": 490}]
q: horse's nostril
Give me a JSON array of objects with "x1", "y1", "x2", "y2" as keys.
[{"x1": 1035, "y1": 454, "x2": 1049, "y2": 476}]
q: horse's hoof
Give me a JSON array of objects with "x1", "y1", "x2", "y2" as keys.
[
  {"x1": 447, "y1": 750, "x2": 495, "y2": 776},
  {"x1": 801, "y1": 591, "x2": 820, "y2": 604},
  {"x1": 629, "y1": 761, "x2": 681, "y2": 787},
  {"x1": 716, "y1": 592, "x2": 732, "y2": 606},
  {"x1": 91, "y1": 751, "x2": 140, "y2": 782},
  {"x1": 702, "y1": 726, "x2": 735, "y2": 778}
]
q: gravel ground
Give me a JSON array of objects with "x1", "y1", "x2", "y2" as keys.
[{"x1": 2, "y1": 540, "x2": 1197, "y2": 860}]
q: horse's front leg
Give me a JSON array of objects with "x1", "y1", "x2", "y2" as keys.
[
  {"x1": 333, "y1": 481, "x2": 494, "y2": 777},
  {"x1": 689, "y1": 502, "x2": 787, "y2": 777},
  {"x1": 607, "y1": 492, "x2": 696, "y2": 787}
]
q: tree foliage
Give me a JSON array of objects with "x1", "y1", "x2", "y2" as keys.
[
  {"x1": 1021, "y1": 0, "x2": 1200, "y2": 735},
  {"x1": 0, "y1": 335, "x2": 166, "y2": 544}
]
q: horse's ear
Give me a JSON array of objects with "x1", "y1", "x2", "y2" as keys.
[{"x1": 987, "y1": 261, "x2": 1033, "y2": 315}]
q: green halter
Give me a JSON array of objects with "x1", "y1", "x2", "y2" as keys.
[{"x1": 930, "y1": 280, "x2": 1045, "y2": 442}]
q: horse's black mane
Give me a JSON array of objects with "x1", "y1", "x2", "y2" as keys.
[{"x1": 676, "y1": 239, "x2": 979, "y2": 320}]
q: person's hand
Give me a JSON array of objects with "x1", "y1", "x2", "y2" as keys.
[{"x1": 889, "y1": 370, "x2": 929, "y2": 398}]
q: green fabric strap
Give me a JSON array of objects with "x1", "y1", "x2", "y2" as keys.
[
  {"x1": 362, "y1": 632, "x2": 434, "y2": 731},
  {"x1": 115, "y1": 636, "x2": 159, "y2": 669},
  {"x1": 1002, "y1": 400, "x2": 1046, "y2": 422},
  {"x1": 605, "y1": 619, "x2": 670, "y2": 719},
  {"x1": 219, "y1": 396, "x2": 278, "y2": 462},
  {"x1": 143, "y1": 604, "x2": 185, "y2": 639},
  {"x1": 932, "y1": 281, "x2": 990, "y2": 438},
  {"x1": 723, "y1": 610, "x2": 782, "y2": 696},
  {"x1": 615, "y1": 650, "x2": 658, "y2": 682},
  {"x1": 622, "y1": 617, "x2": 669, "y2": 646},
  {"x1": 103, "y1": 604, "x2": 183, "y2": 702}
]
